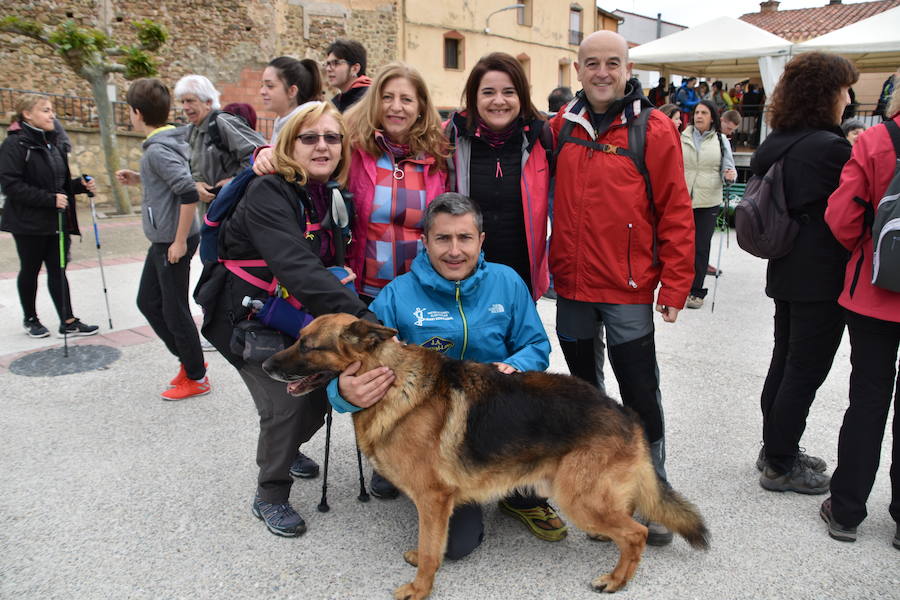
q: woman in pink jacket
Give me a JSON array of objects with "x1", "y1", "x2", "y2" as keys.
[
  {"x1": 344, "y1": 62, "x2": 449, "y2": 301},
  {"x1": 821, "y1": 91, "x2": 900, "y2": 551}
]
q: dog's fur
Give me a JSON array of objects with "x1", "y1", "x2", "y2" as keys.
[{"x1": 263, "y1": 314, "x2": 709, "y2": 599}]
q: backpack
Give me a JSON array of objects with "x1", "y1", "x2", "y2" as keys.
[
  {"x1": 735, "y1": 132, "x2": 814, "y2": 259},
  {"x1": 205, "y1": 110, "x2": 235, "y2": 153},
  {"x1": 551, "y1": 103, "x2": 656, "y2": 260},
  {"x1": 869, "y1": 119, "x2": 900, "y2": 292}
]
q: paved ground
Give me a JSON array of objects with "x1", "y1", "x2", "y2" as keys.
[{"x1": 0, "y1": 219, "x2": 897, "y2": 600}]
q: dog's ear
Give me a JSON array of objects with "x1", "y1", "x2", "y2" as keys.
[{"x1": 341, "y1": 318, "x2": 398, "y2": 349}]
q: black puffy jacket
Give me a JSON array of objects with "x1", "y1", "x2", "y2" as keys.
[{"x1": 0, "y1": 122, "x2": 85, "y2": 236}]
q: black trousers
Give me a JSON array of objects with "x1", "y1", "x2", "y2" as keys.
[
  {"x1": 830, "y1": 310, "x2": 900, "y2": 527},
  {"x1": 691, "y1": 206, "x2": 719, "y2": 298},
  {"x1": 239, "y1": 361, "x2": 328, "y2": 504},
  {"x1": 760, "y1": 298, "x2": 844, "y2": 474},
  {"x1": 136, "y1": 235, "x2": 205, "y2": 380},
  {"x1": 13, "y1": 233, "x2": 74, "y2": 322}
]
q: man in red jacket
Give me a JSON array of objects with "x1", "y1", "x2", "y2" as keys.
[{"x1": 549, "y1": 30, "x2": 695, "y2": 546}]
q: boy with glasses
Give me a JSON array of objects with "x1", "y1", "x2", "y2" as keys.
[{"x1": 324, "y1": 39, "x2": 371, "y2": 113}]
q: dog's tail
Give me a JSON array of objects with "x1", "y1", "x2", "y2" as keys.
[{"x1": 634, "y1": 452, "x2": 710, "y2": 550}]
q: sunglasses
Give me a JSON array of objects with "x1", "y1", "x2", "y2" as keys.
[{"x1": 296, "y1": 133, "x2": 343, "y2": 145}]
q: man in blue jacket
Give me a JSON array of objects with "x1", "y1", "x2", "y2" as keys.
[{"x1": 329, "y1": 192, "x2": 566, "y2": 557}]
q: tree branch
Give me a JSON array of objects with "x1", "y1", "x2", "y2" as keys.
[{"x1": 0, "y1": 17, "x2": 52, "y2": 47}]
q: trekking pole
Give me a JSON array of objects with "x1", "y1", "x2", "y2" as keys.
[
  {"x1": 317, "y1": 406, "x2": 333, "y2": 512},
  {"x1": 83, "y1": 174, "x2": 113, "y2": 329},
  {"x1": 58, "y1": 209, "x2": 69, "y2": 358},
  {"x1": 710, "y1": 187, "x2": 730, "y2": 314},
  {"x1": 356, "y1": 436, "x2": 370, "y2": 502}
]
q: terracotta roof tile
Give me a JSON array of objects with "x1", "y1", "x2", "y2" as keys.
[{"x1": 739, "y1": 0, "x2": 900, "y2": 41}]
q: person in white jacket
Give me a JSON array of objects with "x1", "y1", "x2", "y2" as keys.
[{"x1": 680, "y1": 99, "x2": 736, "y2": 309}]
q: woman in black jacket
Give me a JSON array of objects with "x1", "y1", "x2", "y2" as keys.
[
  {"x1": 198, "y1": 102, "x2": 376, "y2": 537},
  {"x1": 0, "y1": 94, "x2": 98, "y2": 338},
  {"x1": 751, "y1": 53, "x2": 858, "y2": 494}
]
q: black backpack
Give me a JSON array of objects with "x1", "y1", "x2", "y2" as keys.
[
  {"x1": 868, "y1": 119, "x2": 900, "y2": 292},
  {"x1": 735, "y1": 132, "x2": 814, "y2": 259}
]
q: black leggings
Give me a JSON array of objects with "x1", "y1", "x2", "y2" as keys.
[{"x1": 13, "y1": 233, "x2": 74, "y2": 322}]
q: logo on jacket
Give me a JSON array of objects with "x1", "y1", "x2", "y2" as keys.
[
  {"x1": 413, "y1": 307, "x2": 453, "y2": 327},
  {"x1": 489, "y1": 303, "x2": 505, "y2": 314},
  {"x1": 422, "y1": 336, "x2": 454, "y2": 353}
]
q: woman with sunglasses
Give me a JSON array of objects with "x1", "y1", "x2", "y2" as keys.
[{"x1": 201, "y1": 103, "x2": 375, "y2": 537}]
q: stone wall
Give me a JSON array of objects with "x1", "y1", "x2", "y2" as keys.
[
  {"x1": 1, "y1": 1, "x2": 399, "y2": 109},
  {"x1": 0, "y1": 120, "x2": 146, "y2": 210}
]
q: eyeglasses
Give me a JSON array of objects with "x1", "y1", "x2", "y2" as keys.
[
  {"x1": 322, "y1": 59, "x2": 348, "y2": 70},
  {"x1": 296, "y1": 133, "x2": 343, "y2": 145}
]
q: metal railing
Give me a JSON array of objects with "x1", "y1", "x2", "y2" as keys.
[{"x1": 1, "y1": 88, "x2": 274, "y2": 139}]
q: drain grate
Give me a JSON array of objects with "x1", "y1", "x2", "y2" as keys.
[{"x1": 9, "y1": 344, "x2": 121, "y2": 377}]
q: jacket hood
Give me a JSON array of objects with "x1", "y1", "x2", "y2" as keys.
[
  {"x1": 10, "y1": 120, "x2": 58, "y2": 147},
  {"x1": 142, "y1": 126, "x2": 191, "y2": 160},
  {"x1": 752, "y1": 126, "x2": 842, "y2": 174},
  {"x1": 348, "y1": 75, "x2": 372, "y2": 91},
  {"x1": 409, "y1": 248, "x2": 488, "y2": 296}
]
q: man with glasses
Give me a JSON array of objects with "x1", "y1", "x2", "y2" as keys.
[{"x1": 324, "y1": 39, "x2": 372, "y2": 113}]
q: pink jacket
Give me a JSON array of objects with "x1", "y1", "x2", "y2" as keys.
[
  {"x1": 347, "y1": 147, "x2": 448, "y2": 292},
  {"x1": 825, "y1": 115, "x2": 900, "y2": 323}
]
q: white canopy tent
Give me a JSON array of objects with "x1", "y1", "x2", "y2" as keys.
[
  {"x1": 628, "y1": 16, "x2": 793, "y2": 92},
  {"x1": 794, "y1": 5, "x2": 900, "y2": 73}
]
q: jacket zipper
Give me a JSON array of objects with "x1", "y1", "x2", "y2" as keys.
[
  {"x1": 626, "y1": 224, "x2": 637, "y2": 288},
  {"x1": 455, "y1": 283, "x2": 469, "y2": 359}
]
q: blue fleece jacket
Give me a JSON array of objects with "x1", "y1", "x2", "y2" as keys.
[{"x1": 328, "y1": 249, "x2": 550, "y2": 413}]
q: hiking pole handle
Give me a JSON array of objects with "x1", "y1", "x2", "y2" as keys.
[{"x1": 82, "y1": 173, "x2": 95, "y2": 198}]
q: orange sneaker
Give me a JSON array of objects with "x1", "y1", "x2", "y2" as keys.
[
  {"x1": 169, "y1": 362, "x2": 209, "y2": 387},
  {"x1": 161, "y1": 376, "x2": 210, "y2": 400}
]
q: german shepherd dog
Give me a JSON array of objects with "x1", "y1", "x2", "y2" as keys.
[{"x1": 263, "y1": 314, "x2": 709, "y2": 599}]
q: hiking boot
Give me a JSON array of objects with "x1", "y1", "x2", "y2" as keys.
[
  {"x1": 686, "y1": 295, "x2": 704, "y2": 309},
  {"x1": 756, "y1": 445, "x2": 827, "y2": 473},
  {"x1": 57, "y1": 318, "x2": 99, "y2": 338},
  {"x1": 161, "y1": 376, "x2": 210, "y2": 401},
  {"x1": 169, "y1": 362, "x2": 209, "y2": 387},
  {"x1": 760, "y1": 460, "x2": 830, "y2": 494},
  {"x1": 646, "y1": 521, "x2": 674, "y2": 546},
  {"x1": 23, "y1": 317, "x2": 50, "y2": 338},
  {"x1": 251, "y1": 495, "x2": 306, "y2": 537},
  {"x1": 370, "y1": 470, "x2": 399, "y2": 499},
  {"x1": 289, "y1": 451, "x2": 320, "y2": 478},
  {"x1": 819, "y1": 498, "x2": 857, "y2": 542},
  {"x1": 498, "y1": 499, "x2": 568, "y2": 542}
]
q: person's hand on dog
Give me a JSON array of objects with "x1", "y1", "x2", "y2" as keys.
[
  {"x1": 655, "y1": 304, "x2": 681, "y2": 323},
  {"x1": 493, "y1": 362, "x2": 520, "y2": 374},
  {"x1": 339, "y1": 361, "x2": 395, "y2": 408}
]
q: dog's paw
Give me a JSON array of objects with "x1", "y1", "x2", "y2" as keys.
[
  {"x1": 403, "y1": 549, "x2": 419, "y2": 566},
  {"x1": 590, "y1": 573, "x2": 623, "y2": 593},
  {"x1": 393, "y1": 582, "x2": 428, "y2": 600}
]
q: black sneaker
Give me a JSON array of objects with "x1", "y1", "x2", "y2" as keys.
[
  {"x1": 370, "y1": 470, "x2": 400, "y2": 499},
  {"x1": 23, "y1": 317, "x2": 50, "y2": 338},
  {"x1": 289, "y1": 451, "x2": 320, "y2": 478},
  {"x1": 251, "y1": 495, "x2": 306, "y2": 537},
  {"x1": 756, "y1": 445, "x2": 827, "y2": 473},
  {"x1": 760, "y1": 460, "x2": 830, "y2": 494},
  {"x1": 58, "y1": 318, "x2": 99, "y2": 338},
  {"x1": 819, "y1": 498, "x2": 857, "y2": 542}
]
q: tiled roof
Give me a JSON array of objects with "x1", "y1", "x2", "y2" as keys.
[{"x1": 739, "y1": 0, "x2": 900, "y2": 42}]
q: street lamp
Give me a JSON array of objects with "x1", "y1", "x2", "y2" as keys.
[{"x1": 484, "y1": 4, "x2": 526, "y2": 34}]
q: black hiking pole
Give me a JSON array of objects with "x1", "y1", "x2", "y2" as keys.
[
  {"x1": 58, "y1": 209, "x2": 69, "y2": 358},
  {"x1": 711, "y1": 187, "x2": 730, "y2": 314},
  {"x1": 317, "y1": 406, "x2": 333, "y2": 512},
  {"x1": 83, "y1": 175, "x2": 113, "y2": 329},
  {"x1": 356, "y1": 435, "x2": 370, "y2": 502}
]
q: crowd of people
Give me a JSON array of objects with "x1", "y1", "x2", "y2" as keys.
[{"x1": 1, "y1": 30, "x2": 897, "y2": 558}]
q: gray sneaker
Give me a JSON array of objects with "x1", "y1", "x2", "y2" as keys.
[
  {"x1": 646, "y1": 521, "x2": 673, "y2": 546},
  {"x1": 819, "y1": 498, "x2": 857, "y2": 542},
  {"x1": 756, "y1": 445, "x2": 827, "y2": 473},
  {"x1": 760, "y1": 460, "x2": 830, "y2": 494},
  {"x1": 251, "y1": 495, "x2": 306, "y2": 537}
]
